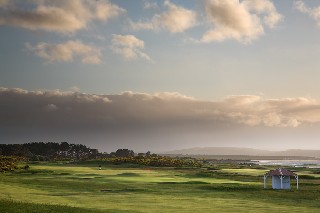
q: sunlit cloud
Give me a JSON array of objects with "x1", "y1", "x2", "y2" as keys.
[
  {"x1": 111, "y1": 34, "x2": 152, "y2": 61},
  {"x1": 294, "y1": 1, "x2": 320, "y2": 26},
  {"x1": 26, "y1": 40, "x2": 102, "y2": 64},
  {"x1": 131, "y1": 0, "x2": 197, "y2": 33},
  {"x1": 0, "y1": 0, "x2": 125, "y2": 33},
  {"x1": 201, "y1": 0, "x2": 282, "y2": 43},
  {"x1": 243, "y1": 0, "x2": 283, "y2": 28}
]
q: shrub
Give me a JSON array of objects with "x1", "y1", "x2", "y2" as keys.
[
  {"x1": 97, "y1": 156, "x2": 202, "y2": 168},
  {"x1": 0, "y1": 156, "x2": 27, "y2": 172}
]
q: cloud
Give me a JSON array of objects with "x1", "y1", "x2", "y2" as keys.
[
  {"x1": 131, "y1": 0, "x2": 197, "y2": 33},
  {"x1": 294, "y1": 1, "x2": 320, "y2": 26},
  {"x1": 0, "y1": 0, "x2": 125, "y2": 33},
  {"x1": 44, "y1": 104, "x2": 58, "y2": 112},
  {"x1": 143, "y1": 1, "x2": 159, "y2": 10},
  {"x1": 26, "y1": 40, "x2": 102, "y2": 64},
  {"x1": 202, "y1": 0, "x2": 282, "y2": 43},
  {"x1": 4, "y1": 87, "x2": 320, "y2": 151},
  {"x1": 2, "y1": 87, "x2": 320, "y2": 133},
  {"x1": 243, "y1": 0, "x2": 283, "y2": 28},
  {"x1": 0, "y1": 0, "x2": 8, "y2": 7},
  {"x1": 70, "y1": 86, "x2": 81, "y2": 92},
  {"x1": 111, "y1": 34, "x2": 151, "y2": 61}
]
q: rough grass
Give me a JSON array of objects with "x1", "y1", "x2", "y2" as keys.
[
  {"x1": 0, "y1": 199, "x2": 103, "y2": 213},
  {"x1": 0, "y1": 162, "x2": 320, "y2": 212}
]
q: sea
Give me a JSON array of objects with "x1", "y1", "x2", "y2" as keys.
[{"x1": 255, "y1": 160, "x2": 320, "y2": 168}]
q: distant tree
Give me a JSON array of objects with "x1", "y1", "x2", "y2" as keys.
[
  {"x1": 115, "y1": 149, "x2": 134, "y2": 157},
  {"x1": 89, "y1": 149, "x2": 99, "y2": 159},
  {"x1": 109, "y1": 152, "x2": 116, "y2": 157},
  {"x1": 59, "y1": 142, "x2": 70, "y2": 157}
]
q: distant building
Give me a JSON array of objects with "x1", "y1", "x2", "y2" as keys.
[{"x1": 264, "y1": 168, "x2": 299, "y2": 190}]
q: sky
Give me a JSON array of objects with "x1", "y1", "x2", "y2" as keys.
[{"x1": 1, "y1": 0, "x2": 320, "y2": 152}]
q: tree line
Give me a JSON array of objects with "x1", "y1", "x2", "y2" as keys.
[
  {"x1": 0, "y1": 142, "x2": 202, "y2": 168},
  {"x1": 0, "y1": 142, "x2": 101, "y2": 161},
  {"x1": 0, "y1": 142, "x2": 153, "y2": 161}
]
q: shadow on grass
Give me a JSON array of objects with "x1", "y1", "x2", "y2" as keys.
[
  {"x1": 100, "y1": 188, "x2": 146, "y2": 193},
  {"x1": 200, "y1": 183, "x2": 259, "y2": 191},
  {"x1": 116, "y1": 172, "x2": 141, "y2": 177},
  {"x1": 158, "y1": 181, "x2": 210, "y2": 185},
  {"x1": 12, "y1": 169, "x2": 54, "y2": 175}
]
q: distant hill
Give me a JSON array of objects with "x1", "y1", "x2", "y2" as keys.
[{"x1": 162, "y1": 147, "x2": 320, "y2": 158}]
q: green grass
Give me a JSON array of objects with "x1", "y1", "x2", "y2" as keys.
[{"x1": 1, "y1": 162, "x2": 320, "y2": 212}]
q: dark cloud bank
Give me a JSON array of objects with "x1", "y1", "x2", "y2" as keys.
[{"x1": 1, "y1": 87, "x2": 320, "y2": 152}]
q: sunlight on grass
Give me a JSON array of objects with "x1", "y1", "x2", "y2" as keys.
[
  {"x1": 0, "y1": 164, "x2": 319, "y2": 212},
  {"x1": 220, "y1": 169, "x2": 269, "y2": 176}
]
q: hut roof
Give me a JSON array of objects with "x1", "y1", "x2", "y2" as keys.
[{"x1": 265, "y1": 168, "x2": 297, "y2": 176}]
